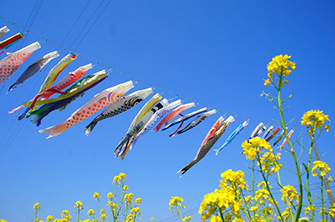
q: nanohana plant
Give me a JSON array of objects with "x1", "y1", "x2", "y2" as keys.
[
  {"x1": 196, "y1": 55, "x2": 334, "y2": 222},
  {"x1": 28, "y1": 173, "x2": 142, "y2": 222},
  {"x1": 1, "y1": 55, "x2": 333, "y2": 222}
]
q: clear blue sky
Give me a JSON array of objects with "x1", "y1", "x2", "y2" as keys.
[{"x1": 0, "y1": 1, "x2": 334, "y2": 221}]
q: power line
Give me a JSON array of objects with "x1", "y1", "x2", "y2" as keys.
[
  {"x1": 74, "y1": 0, "x2": 112, "y2": 51},
  {"x1": 68, "y1": 0, "x2": 105, "y2": 50}
]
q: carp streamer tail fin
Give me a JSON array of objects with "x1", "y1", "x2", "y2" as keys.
[
  {"x1": 84, "y1": 120, "x2": 98, "y2": 136},
  {"x1": 39, "y1": 122, "x2": 67, "y2": 139},
  {"x1": 177, "y1": 159, "x2": 197, "y2": 178}
]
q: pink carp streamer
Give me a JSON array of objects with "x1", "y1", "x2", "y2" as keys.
[
  {"x1": 0, "y1": 41, "x2": 41, "y2": 84},
  {"x1": 39, "y1": 80, "x2": 134, "y2": 139},
  {"x1": 200, "y1": 116, "x2": 224, "y2": 148},
  {"x1": 279, "y1": 129, "x2": 294, "y2": 149},
  {"x1": 154, "y1": 102, "x2": 195, "y2": 132}
]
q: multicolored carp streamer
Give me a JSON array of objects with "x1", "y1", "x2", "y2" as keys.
[
  {"x1": 28, "y1": 72, "x2": 107, "y2": 126},
  {"x1": 127, "y1": 93, "x2": 162, "y2": 133},
  {"x1": 130, "y1": 100, "x2": 182, "y2": 148},
  {"x1": 177, "y1": 116, "x2": 235, "y2": 177},
  {"x1": 249, "y1": 122, "x2": 264, "y2": 139},
  {"x1": 200, "y1": 116, "x2": 224, "y2": 148},
  {"x1": 38, "y1": 53, "x2": 77, "y2": 94},
  {"x1": 162, "y1": 107, "x2": 208, "y2": 131},
  {"x1": 279, "y1": 129, "x2": 294, "y2": 149},
  {"x1": 0, "y1": 41, "x2": 40, "y2": 85},
  {"x1": 265, "y1": 127, "x2": 280, "y2": 142},
  {"x1": 0, "y1": 32, "x2": 24, "y2": 54},
  {"x1": 154, "y1": 102, "x2": 195, "y2": 132},
  {"x1": 39, "y1": 80, "x2": 134, "y2": 139},
  {"x1": 171, "y1": 109, "x2": 217, "y2": 137},
  {"x1": 262, "y1": 126, "x2": 274, "y2": 139},
  {"x1": 273, "y1": 128, "x2": 287, "y2": 146},
  {"x1": 115, "y1": 99, "x2": 169, "y2": 159},
  {"x1": 15, "y1": 63, "x2": 92, "y2": 119},
  {"x1": 0, "y1": 26, "x2": 10, "y2": 38},
  {"x1": 214, "y1": 120, "x2": 248, "y2": 155},
  {"x1": 84, "y1": 88, "x2": 153, "y2": 136},
  {"x1": 114, "y1": 93, "x2": 162, "y2": 154},
  {"x1": 8, "y1": 51, "x2": 60, "y2": 93}
]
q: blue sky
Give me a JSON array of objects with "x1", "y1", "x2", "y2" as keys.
[{"x1": 0, "y1": 1, "x2": 334, "y2": 221}]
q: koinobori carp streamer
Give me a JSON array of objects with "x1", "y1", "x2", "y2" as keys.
[
  {"x1": 84, "y1": 88, "x2": 154, "y2": 136},
  {"x1": 0, "y1": 41, "x2": 40, "y2": 84},
  {"x1": 29, "y1": 71, "x2": 107, "y2": 126},
  {"x1": 177, "y1": 116, "x2": 235, "y2": 177},
  {"x1": 39, "y1": 80, "x2": 134, "y2": 139},
  {"x1": 8, "y1": 51, "x2": 59, "y2": 93}
]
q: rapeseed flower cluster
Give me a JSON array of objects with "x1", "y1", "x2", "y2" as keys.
[
  {"x1": 264, "y1": 54, "x2": 296, "y2": 86},
  {"x1": 242, "y1": 137, "x2": 282, "y2": 176},
  {"x1": 301, "y1": 110, "x2": 330, "y2": 132},
  {"x1": 281, "y1": 185, "x2": 299, "y2": 206},
  {"x1": 33, "y1": 202, "x2": 41, "y2": 211},
  {"x1": 93, "y1": 192, "x2": 101, "y2": 200},
  {"x1": 312, "y1": 160, "x2": 331, "y2": 178},
  {"x1": 199, "y1": 169, "x2": 248, "y2": 221},
  {"x1": 169, "y1": 196, "x2": 192, "y2": 221},
  {"x1": 113, "y1": 172, "x2": 126, "y2": 185},
  {"x1": 74, "y1": 201, "x2": 84, "y2": 211},
  {"x1": 329, "y1": 203, "x2": 335, "y2": 218},
  {"x1": 241, "y1": 137, "x2": 272, "y2": 160},
  {"x1": 199, "y1": 188, "x2": 239, "y2": 221},
  {"x1": 220, "y1": 169, "x2": 247, "y2": 190}
]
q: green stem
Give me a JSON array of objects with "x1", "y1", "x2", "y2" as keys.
[
  {"x1": 321, "y1": 177, "x2": 325, "y2": 222},
  {"x1": 306, "y1": 124, "x2": 316, "y2": 221},
  {"x1": 277, "y1": 72, "x2": 303, "y2": 222},
  {"x1": 256, "y1": 152, "x2": 284, "y2": 222},
  {"x1": 77, "y1": 209, "x2": 80, "y2": 222},
  {"x1": 219, "y1": 208, "x2": 224, "y2": 221},
  {"x1": 238, "y1": 187, "x2": 253, "y2": 221},
  {"x1": 252, "y1": 159, "x2": 256, "y2": 219}
]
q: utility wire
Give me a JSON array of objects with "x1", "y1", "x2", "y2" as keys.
[
  {"x1": 68, "y1": 0, "x2": 105, "y2": 50},
  {"x1": 59, "y1": 0, "x2": 90, "y2": 48},
  {"x1": 74, "y1": 0, "x2": 112, "y2": 51}
]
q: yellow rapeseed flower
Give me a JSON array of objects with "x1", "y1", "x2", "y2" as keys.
[
  {"x1": 33, "y1": 202, "x2": 41, "y2": 211},
  {"x1": 301, "y1": 110, "x2": 330, "y2": 131},
  {"x1": 312, "y1": 160, "x2": 331, "y2": 177},
  {"x1": 93, "y1": 192, "x2": 101, "y2": 200},
  {"x1": 210, "y1": 216, "x2": 222, "y2": 222},
  {"x1": 150, "y1": 217, "x2": 155, "y2": 221},
  {"x1": 74, "y1": 201, "x2": 84, "y2": 210},
  {"x1": 260, "y1": 152, "x2": 282, "y2": 175},
  {"x1": 124, "y1": 193, "x2": 134, "y2": 204},
  {"x1": 281, "y1": 185, "x2": 299, "y2": 205},
  {"x1": 220, "y1": 169, "x2": 248, "y2": 190},
  {"x1": 0, "y1": 220, "x2": 7, "y2": 222},
  {"x1": 242, "y1": 137, "x2": 272, "y2": 160},
  {"x1": 329, "y1": 203, "x2": 335, "y2": 218},
  {"x1": 135, "y1": 198, "x2": 142, "y2": 205},
  {"x1": 328, "y1": 176, "x2": 333, "y2": 183},
  {"x1": 182, "y1": 216, "x2": 192, "y2": 221},
  {"x1": 107, "y1": 192, "x2": 114, "y2": 200},
  {"x1": 267, "y1": 54, "x2": 296, "y2": 76},
  {"x1": 100, "y1": 213, "x2": 107, "y2": 221},
  {"x1": 46, "y1": 215, "x2": 53, "y2": 222},
  {"x1": 88, "y1": 209, "x2": 95, "y2": 217},
  {"x1": 169, "y1": 196, "x2": 183, "y2": 208},
  {"x1": 130, "y1": 207, "x2": 140, "y2": 214}
]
